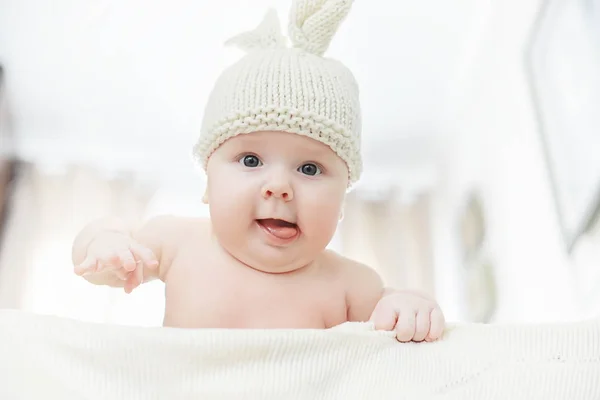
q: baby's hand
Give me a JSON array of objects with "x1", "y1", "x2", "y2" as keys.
[
  {"x1": 369, "y1": 289, "x2": 445, "y2": 343},
  {"x1": 73, "y1": 231, "x2": 159, "y2": 294}
]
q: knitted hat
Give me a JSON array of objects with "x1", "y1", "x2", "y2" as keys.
[{"x1": 192, "y1": 0, "x2": 362, "y2": 184}]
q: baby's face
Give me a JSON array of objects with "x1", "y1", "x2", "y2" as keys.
[{"x1": 204, "y1": 131, "x2": 348, "y2": 273}]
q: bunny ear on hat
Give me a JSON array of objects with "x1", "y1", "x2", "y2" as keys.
[
  {"x1": 224, "y1": 0, "x2": 352, "y2": 56},
  {"x1": 288, "y1": 0, "x2": 353, "y2": 56},
  {"x1": 224, "y1": 8, "x2": 287, "y2": 52}
]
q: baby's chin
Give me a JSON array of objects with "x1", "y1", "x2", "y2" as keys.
[{"x1": 236, "y1": 245, "x2": 319, "y2": 274}]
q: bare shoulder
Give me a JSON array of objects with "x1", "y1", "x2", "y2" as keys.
[
  {"x1": 322, "y1": 250, "x2": 383, "y2": 286},
  {"x1": 133, "y1": 215, "x2": 210, "y2": 279},
  {"x1": 321, "y1": 250, "x2": 384, "y2": 322}
]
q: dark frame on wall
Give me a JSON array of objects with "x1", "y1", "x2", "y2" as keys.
[
  {"x1": 0, "y1": 65, "x2": 18, "y2": 249},
  {"x1": 525, "y1": 0, "x2": 600, "y2": 253}
]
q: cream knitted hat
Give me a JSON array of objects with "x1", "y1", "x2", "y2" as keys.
[{"x1": 192, "y1": 0, "x2": 362, "y2": 184}]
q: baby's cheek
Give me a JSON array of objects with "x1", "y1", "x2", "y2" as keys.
[
  {"x1": 302, "y1": 200, "x2": 341, "y2": 238},
  {"x1": 209, "y1": 196, "x2": 255, "y2": 242}
]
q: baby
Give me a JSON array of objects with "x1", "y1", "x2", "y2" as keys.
[{"x1": 72, "y1": 0, "x2": 445, "y2": 342}]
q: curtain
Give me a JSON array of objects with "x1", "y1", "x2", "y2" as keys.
[
  {"x1": 0, "y1": 163, "x2": 165, "y2": 326},
  {"x1": 338, "y1": 190, "x2": 436, "y2": 295}
]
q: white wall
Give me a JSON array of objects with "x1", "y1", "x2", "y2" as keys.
[{"x1": 432, "y1": 0, "x2": 600, "y2": 323}]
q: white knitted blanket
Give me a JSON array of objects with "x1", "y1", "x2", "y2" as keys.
[{"x1": 0, "y1": 310, "x2": 599, "y2": 399}]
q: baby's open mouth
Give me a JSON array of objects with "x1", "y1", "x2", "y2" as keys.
[{"x1": 256, "y1": 219, "x2": 299, "y2": 240}]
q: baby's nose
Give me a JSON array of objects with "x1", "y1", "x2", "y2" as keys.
[{"x1": 262, "y1": 179, "x2": 293, "y2": 201}]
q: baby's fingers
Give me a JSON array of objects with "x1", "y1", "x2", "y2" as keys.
[
  {"x1": 96, "y1": 252, "x2": 121, "y2": 273},
  {"x1": 86, "y1": 255, "x2": 126, "y2": 282},
  {"x1": 74, "y1": 255, "x2": 97, "y2": 276},
  {"x1": 425, "y1": 308, "x2": 445, "y2": 342},
  {"x1": 130, "y1": 244, "x2": 159, "y2": 270},
  {"x1": 123, "y1": 272, "x2": 138, "y2": 294},
  {"x1": 124, "y1": 254, "x2": 144, "y2": 294},
  {"x1": 394, "y1": 310, "x2": 416, "y2": 342},
  {"x1": 118, "y1": 249, "x2": 137, "y2": 272},
  {"x1": 413, "y1": 308, "x2": 431, "y2": 342},
  {"x1": 369, "y1": 301, "x2": 397, "y2": 332}
]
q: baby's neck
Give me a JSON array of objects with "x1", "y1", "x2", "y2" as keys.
[{"x1": 236, "y1": 253, "x2": 321, "y2": 276}]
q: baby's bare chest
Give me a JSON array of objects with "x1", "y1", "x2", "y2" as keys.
[{"x1": 162, "y1": 249, "x2": 348, "y2": 329}]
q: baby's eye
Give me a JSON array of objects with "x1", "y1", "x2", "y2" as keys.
[
  {"x1": 299, "y1": 163, "x2": 321, "y2": 176},
  {"x1": 240, "y1": 155, "x2": 262, "y2": 168}
]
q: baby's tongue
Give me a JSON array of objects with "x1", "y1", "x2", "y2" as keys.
[{"x1": 259, "y1": 219, "x2": 298, "y2": 239}]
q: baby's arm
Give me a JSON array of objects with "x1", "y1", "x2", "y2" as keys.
[
  {"x1": 342, "y1": 258, "x2": 386, "y2": 322},
  {"x1": 71, "y1": 215, "x2": 192, "y2": 290},
  {"x1": 340, "y1": 255, "x2": 445, "y2": 342}
]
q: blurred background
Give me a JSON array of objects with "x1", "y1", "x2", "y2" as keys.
[{"x1": 0, "y1": 0, "x2": 598, "y2": 327}]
